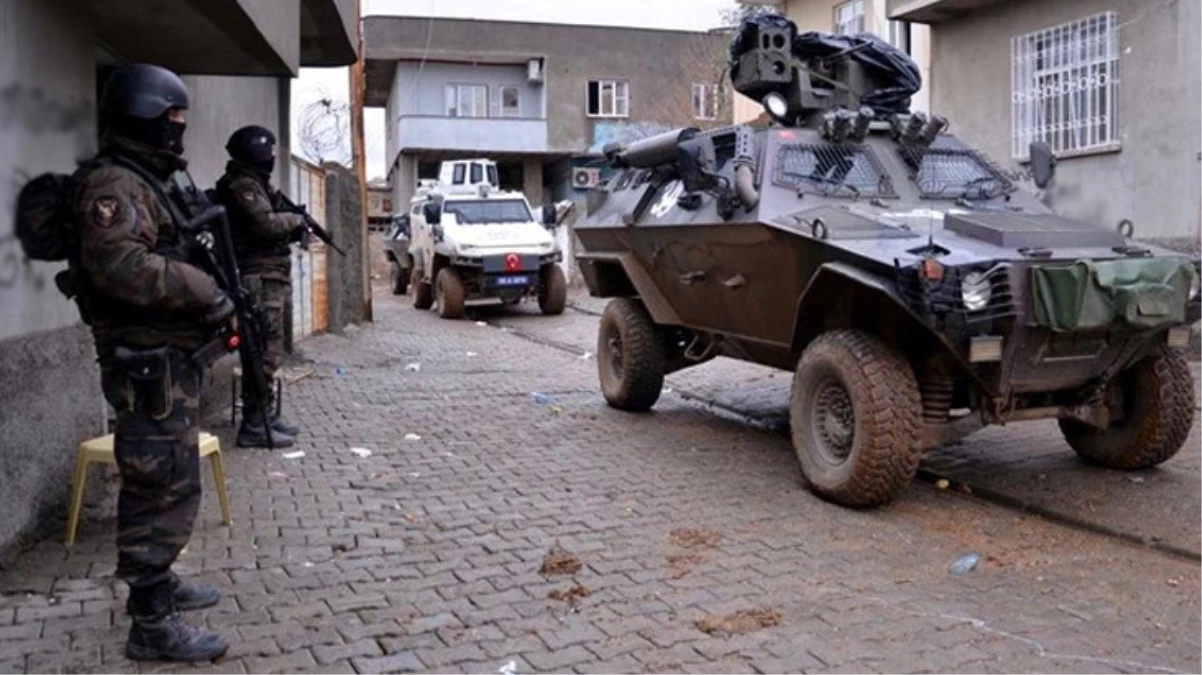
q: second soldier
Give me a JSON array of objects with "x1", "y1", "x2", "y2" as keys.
[{"x1": 215, "y1": 126, "x2": 306, "y2": 448}]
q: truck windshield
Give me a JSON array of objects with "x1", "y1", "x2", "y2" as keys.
[{"x1": 444, "y1": 199, "x2": 533, "y2": 224}]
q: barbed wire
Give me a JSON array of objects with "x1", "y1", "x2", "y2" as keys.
[{"x1": 298, "y1": 94, "x2": 352, "y2": 167}]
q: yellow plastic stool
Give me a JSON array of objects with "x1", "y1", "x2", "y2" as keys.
[{"x1": 65, "y1": 432, "x2": 232, "y2": 547}]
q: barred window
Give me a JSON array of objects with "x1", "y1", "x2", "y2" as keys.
[{"x1": 1011, "y1": 12, "x2": 1119, "y2": 160}]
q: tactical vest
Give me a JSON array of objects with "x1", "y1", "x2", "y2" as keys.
[{"x1": 215, "y1": 170, "x2": 290, "y2": 264}]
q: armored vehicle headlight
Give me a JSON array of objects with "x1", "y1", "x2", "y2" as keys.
[
  {"x1": 1189, "y1": 271, "x2": 1199, "y2": 300},
  {"x1": 961, "y1": 271, "x2": 991, "y2": 312}
]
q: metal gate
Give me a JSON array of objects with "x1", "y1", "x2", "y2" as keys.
[{"x1": 288, "y1": 156, "x2": 330, "y2": 339}]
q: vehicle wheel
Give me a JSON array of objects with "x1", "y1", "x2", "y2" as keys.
[
  {"x1": 1059, "y1": 346, "x2": 1196, "y2": 470},
  {"x1": 389, "y1": 262, "x2": 408, "y2": 295},
  {"x1": 597, "y1": 298, "x2": 665, "y2": 411},
  {"x1": 435, "y1": 267, "x2": 466, "y2": 319},
  {"x1": 539, "y1": 264, "x2": 567, "y2": 315},
  {"x1": 412, "y1": 267, "x2": 433, "y2": 310},
  {"x1": 790, "y1": 329, "x2": 922, "y2": 508}
]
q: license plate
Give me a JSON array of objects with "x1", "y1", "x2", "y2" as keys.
[{"x1": 494, "y1": 275, "x2": 530, "y2": 287}]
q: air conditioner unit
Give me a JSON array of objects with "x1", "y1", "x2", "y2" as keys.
[
  {"x1": 527, "y1": 58, "x2": 544, "y2": 85},
  {"x1": 571, "y1": 167, "x2": 601, "y2": 190}
]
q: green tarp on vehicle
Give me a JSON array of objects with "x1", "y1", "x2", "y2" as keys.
[{"x1": 1032, "y1": 258, "x2": 1197, "y2": 332}]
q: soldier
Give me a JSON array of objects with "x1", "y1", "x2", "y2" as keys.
[
  {"x1": 73, "y1": 64, "x2": 230, "y2": 661},
  {"x1": 215, "y1": 125, "x2": 306, "y2": 448}
]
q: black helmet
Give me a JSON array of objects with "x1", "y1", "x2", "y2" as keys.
[
  {"x1": 101, "y1": 63, "x2": 189, "y2": 157},
  {"x1": 101, "y1": 63, "x2": 189, "y2": 120},
  {"x1": 226, "y1": 125, "x2": 277, "y2": 173}
]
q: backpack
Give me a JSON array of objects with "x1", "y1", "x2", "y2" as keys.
[{"x1": 14, "y1": 171, "x2": 81, "y2": 261}]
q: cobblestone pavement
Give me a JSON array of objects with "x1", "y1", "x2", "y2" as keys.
[
  {"x1": 0, "y1": 284, "x2": 1199, "y2": 674},
  {"x1": 518, "y1": 295, "x2": 1202, "y2": 558}
]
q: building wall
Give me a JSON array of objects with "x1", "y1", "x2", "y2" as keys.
[
  {"x1": 0, "y1": 0, "x2": 308, "y2": 553},
  {"x1": 928, "y1": 0, "x2": 1200, "y2": 245},
  {"x1": 0, "y1": 0, "x2": 107, "y2": 554},
  {"x1": 390, "y1": 61, "x2": 543, "y2": 119},
  {"x1": 367, "y1": 18, "x2": 732, "y2": 157}
]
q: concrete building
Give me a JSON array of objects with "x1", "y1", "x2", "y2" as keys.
[
  {"x1": 736, "y1": 0, "x2": 933, "y2": 120},
  {"x1": 0, "y1": 0, "x2": 356, "y2": 552},
  {"x1": 889, "y1": 0, "x2": 1200, "y2": 249},
  {"x1": 364, "y1": 17, "x2": 733, "y2": 213}
]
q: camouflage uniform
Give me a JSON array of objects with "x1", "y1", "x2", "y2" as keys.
[
  {"x1": 217, "y1": 161, "x2": 305, "y2": 407},
  {"x1": 73, "y1": 135, "x2": 225, "y2": 613}
]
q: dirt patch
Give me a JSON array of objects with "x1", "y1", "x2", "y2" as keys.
[
  {"x1": 696, "y1": 608, "x2": 782, "y2": 636},
  {"x1": 666, "y1": 553, "x2": 707, "y2": 579},
  {"x1": 539, "y1": 547, "x2": 583, "y2": 576},
  {"x1": 668, "y1": 528, "x2": 722, "y2": 551},
  {"x1": 548, "y1": 584, "x2": 593, "y2": 607}
]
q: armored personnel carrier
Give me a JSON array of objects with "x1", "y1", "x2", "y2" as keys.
[{"x1": 574, "y1": 16, "x2": 1201, "y2": 508}]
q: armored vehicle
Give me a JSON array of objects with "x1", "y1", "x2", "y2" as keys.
[
  {"x1": 408, "y1": 159, "x2": 567, "y2": 319},
  {"x1": 574, "y1": 16, "x2": 1201, "y2": 508}
]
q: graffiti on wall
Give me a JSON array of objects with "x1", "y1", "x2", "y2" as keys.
[
  {"x1": 0, "y1": 81, "x2": 94, "y2": 299},
  {"x1": 586, "y1": 120, "x2": 677, "y2": 156}
]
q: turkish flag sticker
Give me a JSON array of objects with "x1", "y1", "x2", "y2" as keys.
[{"x1": 504, "y1": 253, "x2": 521, "y2": 272}]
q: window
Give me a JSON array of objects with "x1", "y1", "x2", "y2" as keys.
[
  {"x1": 895, "y1": 147, "x2": 1013, "y2": 199},
  {"x1": 499, "y1": 85, "x2": 521, "y2": 117},
  {"x1": 443, "y1": 199, "x2": 534, "y2": 224},
  {"x1": 470, "y1": 163, "x2": 482, "y2": 184},
  {"x1": 773, "y1": 143, "x2": 895, "y2": 199},
  {"x1": 452, "y1": 164, "x2": 466, "y2": 184},
  {"x1": 834, "y1": 0, "x2": 865, "y2": 35},
  {"x1": 692, "y1": 83, "x2": 719, "y2": 120},
  {"x1": 587, "y1": 80, "x2": 629, "y2": 118},
  {"x1": 1011, "y1": 12, "x2": 1119, "y2": 160},
  {"x1": 445, "y1": 84, "x2": 488, "y2": 118}
]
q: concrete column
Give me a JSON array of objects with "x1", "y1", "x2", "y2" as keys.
[
  {"x1": 394, "y1": 153, "x2": 417, "y2": 212},
  {"x1": 522, "y1": 156, "x2": 544, "y2": 206}
]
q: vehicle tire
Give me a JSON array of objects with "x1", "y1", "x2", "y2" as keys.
[
  {"x1": 389, "y1": 261, "x2": 408, "y2": 295},
  {"x1": 597, "y1": 298, "x2": 665, "y2": 412},
  {"x1": 435, "y1": 267, "x2": 466, "y2": 320},
  {"x1": 790, "y1": 329, "x2": 923, "y2": 508},
  {"x1": 539, "y1": 264, "x2": 567, "y2": 315},
  {"x1": 1059, "y1": 346, "x2": 1196, "y2": 470},
  {"x1": 412, "y1": 267, "x2": 433, "y2": 310}
]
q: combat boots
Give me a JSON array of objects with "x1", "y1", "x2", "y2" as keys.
[
  {"x1": 237, "y1": 418, "x2": 294, "y2": 448},
  {"x1": 125, "y1": 583, "x2": 228, "y2": 662},
  {"x1": 271, "y1": 412, "x2": 300, "y2": 436},
  {"x1": 126, "y1": 574, "x2": 220, "y2": 614},
  {"x1": 237, "y1": 404, "x2": 294, "y2": 448}
]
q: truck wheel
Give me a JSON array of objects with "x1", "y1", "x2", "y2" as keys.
[
  {"x1": 598, "y1": 298, "x2": 665, "y2": 412},
  {"x1": 412, "y1": 267, "x2": 433, "y2": 310},
  {"x1": 435, "y1": 267, "x2": 466, "y2": 319},
  {"x1": 1059, "y1": 346, "x2": 1196, "y2": 470},
  {"x1": 790, "y1": 330, "x2": 922, "y2": 508},
  {"x1": 389, "y1": 262, "x2": 408, "y2": 295},
  {"x1": 539, "y1": 264, "x2": 567, "y2": 315}
]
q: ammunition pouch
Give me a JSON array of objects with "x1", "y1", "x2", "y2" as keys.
[{"x1": 113, "y1": 346, "x2": 175, "y2": 420}]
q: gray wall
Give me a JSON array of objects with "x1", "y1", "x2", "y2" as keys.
[
  {"x1": 324, "y1": 164, "x2": 368, "y2": 330},
  {"x1": 390, "y1": 61, "x2": 541, "y2": 118},
  {"x1": 367, "y1": 18, "x2": 732, "y2": 154},
  {"x1": 0, "y1": 0, "x2": 108, "y2": 553},
  {"x1": 0, "y1": 0, "x2": 303, "y2": 553},
  {"x1": 181, "y1": 75, "x2": 291, "y2": 190},
  {"x1": 928, "y1": 0, "x2": 1201, "y2": 246}
]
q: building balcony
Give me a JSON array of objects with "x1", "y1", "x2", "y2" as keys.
[
  {"x1": 396, "y1": 116, "x2": 549, "y2": 155},
  {"x1": 888, "y1": 0, "x2": 1005, "y2": 23}
]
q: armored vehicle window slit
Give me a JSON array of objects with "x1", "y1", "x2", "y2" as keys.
[
  {"x1": 773, "y1": 144, "x2": 895, "y2": 199},
  {"x1": 895, "y1": 147, "x2": 1014, "y2": 199}
]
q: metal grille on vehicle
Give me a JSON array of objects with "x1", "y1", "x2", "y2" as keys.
[
  {"x1": 773, "y1": 143, "x2": 896, "y2": 199},
  {"x1": 894, "y1": 147, "x2": 1014, "y2": 199}
]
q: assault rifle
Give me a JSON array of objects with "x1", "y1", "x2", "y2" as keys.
[
  {"x1": 169, "y1": 172, "x2": 278, "y2": 450},
  {"x1": 273, "y1": 191, "x2": 346, "y2": 256}
]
